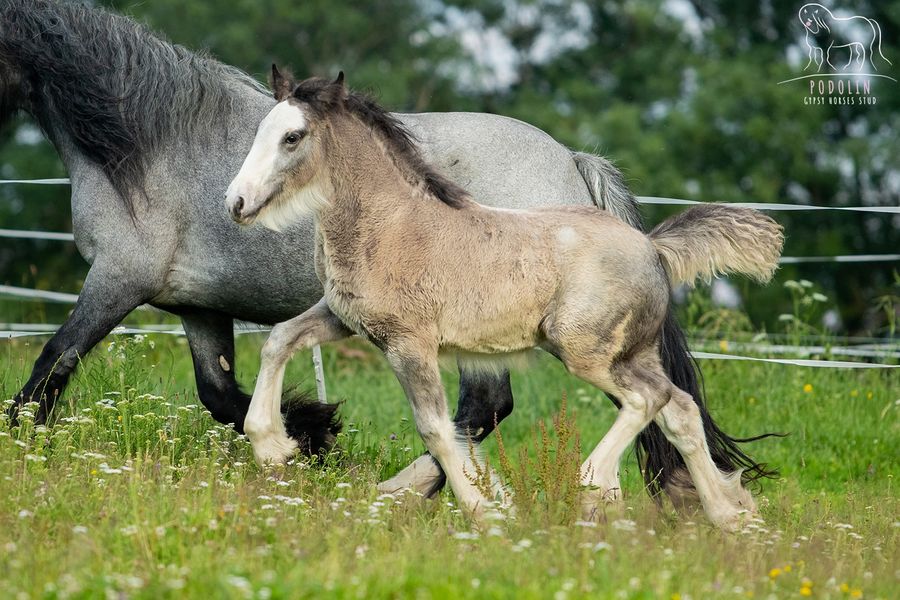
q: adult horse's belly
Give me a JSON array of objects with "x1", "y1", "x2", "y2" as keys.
[{"x1": 157, "y1": 216, "x2": 324, "y2": 324}]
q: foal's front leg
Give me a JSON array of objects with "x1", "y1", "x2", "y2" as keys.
[
  {"x1": 245, "y1": 299, "x2": 352, "y2": 465},
  {"x1": 377, "y1": 366, "x2": 514, "y2": 497},
  {"x1": 384, "y1": 341, "x2": 495, "y2": 518}
]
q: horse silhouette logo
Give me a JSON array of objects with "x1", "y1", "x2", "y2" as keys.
[{"x1": 799, "y1": 3, "x2": 892, "y2": 72}]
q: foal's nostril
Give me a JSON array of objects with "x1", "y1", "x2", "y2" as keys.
[{"x1": 232, "y1": 196, "x2": 245, "y2": 218}]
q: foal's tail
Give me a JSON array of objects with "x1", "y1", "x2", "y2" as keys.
[
  {"x1": 641, "y1": 203, "x2": 783, "y2": 504},
  {"x1": 649, "y1": 204, "x2": 783, "y2": 287},
  {"x1": 575, "y1": 155, "x2": 783, "y2": 504}
]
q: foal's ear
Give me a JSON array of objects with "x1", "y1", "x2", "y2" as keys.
[
  {"x1": 313, "y1": 71, "x2": 348, "y2": 108},
  {"x1": 270, "y1": 64, "x2": 294, "y2": 102}
]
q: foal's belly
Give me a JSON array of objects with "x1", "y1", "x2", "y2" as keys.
[{"x1": 437, "y1": 305, "x2": 546, "y2": 354}]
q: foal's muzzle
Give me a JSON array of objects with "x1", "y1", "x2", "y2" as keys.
[{"x1": 225, "y1": 189, "x2": 258, "y2": 225}]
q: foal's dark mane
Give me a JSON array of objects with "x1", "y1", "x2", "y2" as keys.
[
  {"x1": 0, "y1": 0, "x2": 265, "y2": 214},
  {"x1": 292, "y1": 77, "x2": 473, "y2": 210}
]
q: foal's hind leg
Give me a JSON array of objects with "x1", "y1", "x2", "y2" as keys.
[
  {"x1": 653, "y1": 389, "x2": 757, "y2": 530},
  {"x1": 574, "y1": 353, "x2": 757, "y2": 530},
  {"x1": 570, "y1": 356, "x2": 672, "y2": 519},
  {"x1": 245, "y1": 299, "x2": 351, "y2": 465}
]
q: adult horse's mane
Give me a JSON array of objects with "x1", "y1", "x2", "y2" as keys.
[
  {"x1": 292, "y1": 76, "x2": 473, "y2": 210},
  {"x1": 0, "y1": 0, "x2": 266, "y2": 213},
  {"x1": 0, "y1": 60, "x2": 18, "y2": 131}
]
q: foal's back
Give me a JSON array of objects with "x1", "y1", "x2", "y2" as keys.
[{"x1": 397, "y1": 200, "x2": 662, "y2": 354}]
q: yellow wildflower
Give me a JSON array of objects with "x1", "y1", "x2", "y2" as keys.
[
  {"x1": 803, "y1": 384, "x2": 813, "y2": 393},
  {"x1": 118, "y1": 415, "x2": 123, "y2": 422},
  {"x1": 850, "y1": 589, "x2": 862, "y2": 599},
  {"x1": 769, "y1": 568, "x2": 782, "y2": 579},
  {"x1": 866, "y1": 392, "x2": 873, "y2": 399},
  {"x1": 850, "y1": 389, "x2": 858, "y2": 397},
  {"x1": 840, "y1": 583, "x2": 850, "y2": 593},
  {"x1": 784, "y1": 564, "x2": 792, "y2": 573},
  {"x1": 671, "y1": 594, "x2": 681, "y2": 600},
  {"x1": 719, "y1": 340, "x2": 729, "y2": 352},
  {"x1": 800, "y1": 586, "x2": 812, "y2": 597},
  {"x1": 90, "y1": 469, "x2": 97, "y2": 476}
]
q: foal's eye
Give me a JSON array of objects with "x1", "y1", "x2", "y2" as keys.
[{"x1": 283, "y1": 131, "x2": 305, "y2": 146}]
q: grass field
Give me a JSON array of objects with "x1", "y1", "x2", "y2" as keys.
[{"x1": 0, "y1": 328, "x2": 897, "y2": 599}]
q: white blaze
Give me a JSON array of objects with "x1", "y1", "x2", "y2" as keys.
[{"x1": 225, "y1": 101, "x2": 309, "y2": 226}]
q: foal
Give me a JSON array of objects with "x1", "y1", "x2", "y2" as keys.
[{"x1": 225, "y1": 69, "x2": 784, "y2": 530}]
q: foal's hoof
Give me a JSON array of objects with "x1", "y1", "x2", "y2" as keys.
[
  {"x1": 709, "y1": 508, "x2": 758, "y2": 533},
  {"x1": 248, "y1": 432, "x2": 300, "y2": 466},
  {"x1": 579, "y1": 486, "x2": 623, "y2": 522},
  {"x1": 376, "y1": 454, "x2": 444, "y2": 497}
]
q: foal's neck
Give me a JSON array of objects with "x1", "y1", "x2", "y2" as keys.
[{"x1": 318, "y1": 115, "x2": 459, "y2": 223}]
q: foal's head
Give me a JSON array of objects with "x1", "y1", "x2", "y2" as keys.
[
  {"x1": 227, "y1": 65, "x2": 471, "y2": 230},
  {"x1": 225, "y1": 66, "x2": 346, "y2": 230}
]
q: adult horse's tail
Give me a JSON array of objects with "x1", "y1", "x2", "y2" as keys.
[{"x1": 571, "y1": 151, "x2": 781, "y2": 506}]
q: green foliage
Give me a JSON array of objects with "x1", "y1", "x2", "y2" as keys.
[
  {"x1": 872, "y1": 271, "x2": 900, "y2": 337},
  {"x1": 778, "y1": 279, "x2": 831, "y2": 342},
  {"x1": 681, "y1": 287, "x2": 757, "y2": 339},
  {"x1": 490, "y1": 395, "x2": 583, "y2": 526}
]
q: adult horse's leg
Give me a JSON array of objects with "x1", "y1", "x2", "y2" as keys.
[
  {"x1": 181, "y1": 310, "x2": 250, "y2": 430},
  {"x1": 8, "y1": 264, "x2": 146, "y2": 422},
  {"x1": 376, "y1": 367, "x2": 513, "y2": 497}
]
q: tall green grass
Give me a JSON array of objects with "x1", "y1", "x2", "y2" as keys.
[{"x1": 0, "y1": 331, "x2": 897, "y2": 598}]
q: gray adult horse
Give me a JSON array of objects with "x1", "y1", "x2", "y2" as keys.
[{"x1": 0, "y1": 0, "x2": 774, "y2": 503}]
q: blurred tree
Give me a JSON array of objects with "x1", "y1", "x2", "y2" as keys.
[{"x1": 1, "y1": 0, "x2": 897, "y2": 334}]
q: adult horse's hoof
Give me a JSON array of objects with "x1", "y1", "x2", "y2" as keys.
[
  {"x1": 377, "y1": 454, "x2": 444, "y2": 496},
  {"x1": 281, "y1": 392, "x2": 342, "y2": 456}
]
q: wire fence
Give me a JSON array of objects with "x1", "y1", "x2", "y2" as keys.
[{"x1": 1, "y1": 178, "x2": 898, "y2": 371}]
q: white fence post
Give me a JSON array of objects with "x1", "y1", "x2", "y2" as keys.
[{"x1": 312, "y1": 344, "x2": 327, "y2": 403}]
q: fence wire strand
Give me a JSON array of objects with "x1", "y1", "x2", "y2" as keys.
[{"x1": 2, "y1": 179, "x2": 898, "y2": 370}]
